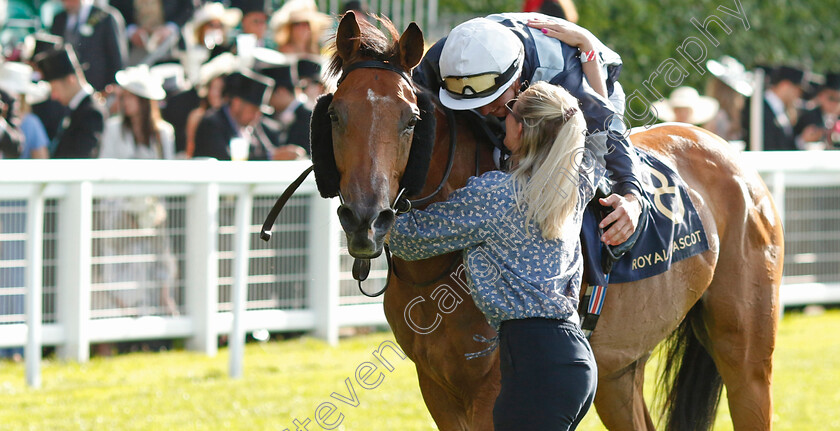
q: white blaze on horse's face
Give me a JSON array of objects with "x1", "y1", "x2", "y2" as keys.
[{"x1": 332, "y1": 71, "x2": 419, "y2": 259}]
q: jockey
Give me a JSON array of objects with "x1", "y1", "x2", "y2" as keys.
[{"x1": 414, "y1": 13, "x2": 645, "y2": 249}]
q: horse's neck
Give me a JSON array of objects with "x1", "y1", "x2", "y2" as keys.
[{"x1": 423, "y1": 108, "x2": 497, "y2": 205}]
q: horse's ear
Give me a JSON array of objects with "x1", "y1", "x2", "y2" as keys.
[
  {"x1": 336, "y1": 11, "x2": 361, "y2": 62},
  {"x1": 398, "y1": 22, "x2": 424, "y2": 71},
  {"x1": 310, "y1": 93, "x2": 340, "y2": 198}
]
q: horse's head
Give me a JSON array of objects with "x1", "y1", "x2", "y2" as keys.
[{"x1": 310, "y1": 12, "x2": 434, "y2": 259}]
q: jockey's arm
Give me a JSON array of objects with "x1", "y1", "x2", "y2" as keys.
[{"x1": 551, "y1": 58, "x2": 644, "y2": 246}]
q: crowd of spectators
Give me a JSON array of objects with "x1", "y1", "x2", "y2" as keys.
[
  {"x1": 650, "y1": 56, "x2": 840, "y2": 151},
  {"x1": 0, "y1": 0, "x2": 339, "y2": 162}
]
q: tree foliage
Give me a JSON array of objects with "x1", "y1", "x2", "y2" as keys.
[{"x1": 436, "y1": 0, "x2": 838, "y2": 98}]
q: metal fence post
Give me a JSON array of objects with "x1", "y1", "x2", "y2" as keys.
[
  {"x1": 307, "y1": 195, "x2": 340, "y2": 346},
  {"x1": 186, "y1": 183, "x2": 220, "y2": 356},
  {"x1": 56, "y1": 181, "x2": 93, "y2": 362},
  {"x1": 25, "y1": 183, "x2": 46, "y2": 387}
]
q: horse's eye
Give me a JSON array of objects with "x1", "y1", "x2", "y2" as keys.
[
  {"x1": 328, "y1": 109, "x2": 339, "y2": 123},
  {"x1": 407, "y1": 115, "x2": 419, "y2": 128}
]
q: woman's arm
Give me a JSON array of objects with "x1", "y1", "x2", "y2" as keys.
[
  {"x1": 390, "y1": 174, "x2": 506, "y2": 261},
  {"x1": 526, "y1": 18, "x2": 607, "y2": 98}
]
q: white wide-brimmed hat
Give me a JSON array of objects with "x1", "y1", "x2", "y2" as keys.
[
  {"x1": 199, "y1": 52, "x2": 239, "y2": 88},
  {"x1": 191, "y1": 2, "x2": 242, "y2": 30},
  {"x1": 269, "y1": 0, "x2": 332, "y2": 41},
  {"x1": 438, "y1": 18, "x2": 524, "y2": 111},
  {"x1": 706, "y1": 56, "x2": 754, "y2": 97},
  {"x1": 116, "y1": 65, "x2": 167, "y2": 100},
  {"x1": 0, "y1": 61, "x2": 51, "y2": 104},
  {"x1": 651, "y1": 86, "x2": 719, "y2": 125}
]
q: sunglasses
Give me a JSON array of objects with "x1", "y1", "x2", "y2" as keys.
[
  {"x1": 505, "y1": 98, "x2": 521, "y2": 122},
  {"x1": 441, "y1": 56, "x2": 521, "y2": 100}
]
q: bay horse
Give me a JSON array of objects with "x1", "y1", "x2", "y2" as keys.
[{"x1": 314, "y1": 12, "x2": 783, "y2": 430}]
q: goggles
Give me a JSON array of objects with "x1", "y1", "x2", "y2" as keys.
[{"x1": 441, "y1": 55, "x2": 521, "y2": 100}]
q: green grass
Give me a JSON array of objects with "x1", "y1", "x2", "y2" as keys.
[{"x1": 1, "y1": 309, "x2": 839, "y2": 430}]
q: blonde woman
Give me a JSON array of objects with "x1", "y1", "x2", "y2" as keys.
[{"x1": 390, "y1": 82, "x2": 601, "y2": 430}]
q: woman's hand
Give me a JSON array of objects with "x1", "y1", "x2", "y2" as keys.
[{"x1": 526, "y1": 18, "x2": 594, "y2": 51}]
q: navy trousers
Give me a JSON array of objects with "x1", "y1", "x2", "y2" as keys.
[{"x1": 493, "y1": 318, "x2": 598, "y2": 430}]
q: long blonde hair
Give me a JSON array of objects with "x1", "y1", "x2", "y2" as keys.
[{"x1": 508, "y1": 82, "x2": 587, "y2": 240}]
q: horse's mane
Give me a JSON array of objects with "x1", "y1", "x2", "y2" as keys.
[{"x1": 327, "y1": 14, "x2": 402, "y2": 79}]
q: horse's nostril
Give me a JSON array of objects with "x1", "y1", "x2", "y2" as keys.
[
  {"x1": 337, "y1": 205, "x2": 360, "y2": 231},
  {"x1": 373, "y1": 209, "x2": 396, "y2": 232}
]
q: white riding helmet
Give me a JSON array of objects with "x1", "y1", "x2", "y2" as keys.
[{"x1": 439, "y1": 18, "x2": 525, "y2": 110}]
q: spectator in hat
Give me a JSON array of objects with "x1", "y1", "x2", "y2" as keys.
[
  {"x1": 651, "y1": 86, "x2": 719, "y2": 127},
  {"x1": 151, "y1": 62, "x2": 199, "y2": 157},
  {"x1": 0, "y1": 91, "x2": 24, "y2": 159},
  {"x1": 269, "y1": 0, "x2": 332, "y2": 55},
  {"x1": 22, "y1": 33, "x2": 71, "y2": 143},
  {"x1": 193, "y1": 69, "x2": 275, "y2": 160},
  {"x1": 705, "y1": 56, "x2": 753, "y2": 142},
  {"x1": 185, "y1": 52, "x2": 237, "y2": 158},
  {"x1": 49, "y1": 0, "x2": 127, "y2": 92},
  {"x1": 109, "y1": 0, "x2": 194, "y2": 64},
  {"x1": 183, "y1": 2, "x2": 242, "y2": 62},
  {"x1": 101, "y1": 65, "x2": 175, "y2": 159},
  {"x1": 743, "y1": 65, "x2": 806, "y2": 151},
  {"x1": 0, "y1": 62, "x2": 52, "y2": 159},
  {"x1": 35, "y1": 45, "x2": 105, "y2": 158},
  {"x1": 261, "y1": 64, "x2": 310, "y2": 159},
  {"x1": 795, "y1": 72, "x2": 840, "y2": 150},
  {"x1": 232, "y1": 0, "x2": 270, "y2": 47},
  {"x1": 297, "y1": 55, "x2": 326, "y2": 109}
]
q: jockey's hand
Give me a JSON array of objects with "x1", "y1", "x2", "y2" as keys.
[{"x1": 599, "y1": 193, "x2": 642, "y2": 246}]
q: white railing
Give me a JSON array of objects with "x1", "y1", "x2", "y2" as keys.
[
  {"x1": 0, "y1": 159, "x2": 389, "y2": 387},
  {"x1": 1, "y1": 151, "x2": 839, "y2": 386}
]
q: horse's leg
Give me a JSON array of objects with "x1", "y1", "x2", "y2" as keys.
[
  {"x1": 696, "y1": 249, "x2": 780, "y2": 430},
  {"x1": 593, "y1": 356, "x2": 655, "y2": 431},
  {"x1": 416, "y1": 368, "x2": 470, "y2": 430}
]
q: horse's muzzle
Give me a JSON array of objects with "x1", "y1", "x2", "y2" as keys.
[{"x1": 337, "y1": 204, "x2": 395, "y2": 258}]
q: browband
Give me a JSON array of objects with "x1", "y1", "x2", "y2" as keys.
[{"x1": 337, "y1": 60, "x2": 414, "y2": 88}]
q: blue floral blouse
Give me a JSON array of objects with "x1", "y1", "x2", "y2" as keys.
[{"x1": 390, "y1": 165, "x2": 601, "y2": 332}]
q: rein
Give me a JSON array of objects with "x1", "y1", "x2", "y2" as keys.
[{"x1": 260, "y1": 59, "x2": 461, "y2": 297}]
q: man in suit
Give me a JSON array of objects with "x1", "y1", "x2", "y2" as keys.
[
  {"x1": 744, "y1": 65, "x2": 806, "y2": 151},
  {"x1": 193, "y1": 69, "x2": 275, "y2": 160},
  {"x1": 261, "y1": 64, "x2": 311, "y2": 159},
  {"x1": 22, "y1": 33, "x2": 71, "y2": 143},
  {"x1": 232, "y1": 0, "x2": 270, "y2": 47},
  {"x1": 795, "y1": 72, "x2": 840, "y2": 150},
  {"x1": 35, "y1": 45, "x2": 105, "y2": 158},
  {"x1": 108, "y1": 0, "x2": 195, "y2": 64},
  {"x1": 50, "y1": 0, "x2": 127, "y2": 92}
]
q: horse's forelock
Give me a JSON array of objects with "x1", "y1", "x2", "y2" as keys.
[{"x1": 327, "y1": 14, "x2": 402, "y2": 79}]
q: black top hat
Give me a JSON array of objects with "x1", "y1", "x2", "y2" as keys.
[
  {"x1": 34, "y1": 45, "x2": 82, "y2": 81},
  {"x1": 770, "y1": 65, "x2": 805, "y2": 86},
  {"x1": 297, "y1": 58, "x2": 322, "y2": 83},
  {"x1": 822, "y1": 72, "x2": 840, "y2": 92},
  {"x1": 23, "y1": 33, "x2": 63, "y2": 62},
  {"x1": 225, "y1": 69, "x2": 274, "y2": 111},
  {"x1": 260, "y1": 65, "x2": 294, "y2": 92},
  {"x1": 232, "y1": 0, "x2": 269, "y2": 15}
]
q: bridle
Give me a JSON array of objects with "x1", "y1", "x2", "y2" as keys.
[{"x1": 260, "y1": 59, "x2": 461, "y2": 296}]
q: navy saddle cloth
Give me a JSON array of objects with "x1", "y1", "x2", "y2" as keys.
[{"x1": 582, "y1": 148, "x2": 710, "y2": 285}]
